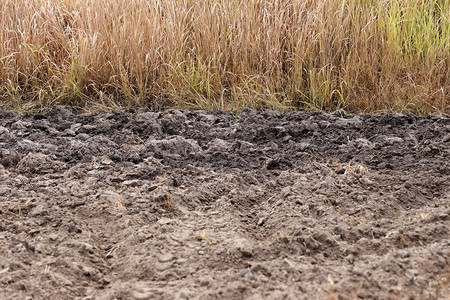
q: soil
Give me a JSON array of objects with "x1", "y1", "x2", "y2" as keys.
[{"x1": 0, "y1": 106, "x2": 449, "y2": 300}]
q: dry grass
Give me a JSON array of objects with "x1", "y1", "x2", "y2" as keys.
[
  {"x1": 195, "y1": 234, "x2": 212, "y2": 244},
  {"x1": 160, "y1": 199, "x2": 177, "y2": 211},
  {"x1": 0, "y1": 0, "x2": 448, "y2": 114}
]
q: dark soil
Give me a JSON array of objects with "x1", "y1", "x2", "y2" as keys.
[{"x1": 0, "y1": 106, "x2": 449, "y2": 299}]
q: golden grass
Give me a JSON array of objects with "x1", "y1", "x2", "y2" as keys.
[{"x1": 0, "y1": 0, "x2": 449, "y2": 114}]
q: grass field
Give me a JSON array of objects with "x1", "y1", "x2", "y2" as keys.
[{"x1": 0, "y1": 0, "x2": 449, "y2": 114}]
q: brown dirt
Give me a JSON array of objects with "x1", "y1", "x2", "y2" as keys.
[{"x1": 0, "y1": 106, "x2": 449, "y2": 300}]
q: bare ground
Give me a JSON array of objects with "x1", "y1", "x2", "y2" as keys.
[{"x1": 0, "y1": 107, "x2": 449, "y2": 299}]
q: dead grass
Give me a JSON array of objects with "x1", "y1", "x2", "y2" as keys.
[
  {"x1": 160, "y1": 200, "x2": 177, "y2": 211},
  {"x1": 0, "y1": 0, "x2": 448, "y2": 114},
  {"x1": 195, "y1": 234, "x2": 212, "y2": 244}
]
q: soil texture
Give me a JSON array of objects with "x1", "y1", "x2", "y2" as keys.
[{"x1": 0, "y1": 107, "x2": 449, "y2": 299}]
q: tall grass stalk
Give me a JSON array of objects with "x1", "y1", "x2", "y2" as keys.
[{"x1": 0, "y1": 0, "x2": 448, "y2": 114}]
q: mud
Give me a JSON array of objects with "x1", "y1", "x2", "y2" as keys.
[{"x1": 0, "y1": 106, "x2": 449, "y2": 299}]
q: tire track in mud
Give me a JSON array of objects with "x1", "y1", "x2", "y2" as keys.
[{"x1": 0, "y1": 106, "x2": 449, "y2": 299}]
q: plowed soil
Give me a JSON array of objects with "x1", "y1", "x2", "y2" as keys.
[{"x1": 0, "y1": 106, "x2": 449, "y2": 300}]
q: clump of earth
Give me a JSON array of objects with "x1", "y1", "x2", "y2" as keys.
[{"x1": 0, "y1": 106, "x2": 449, "y2": 299}]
